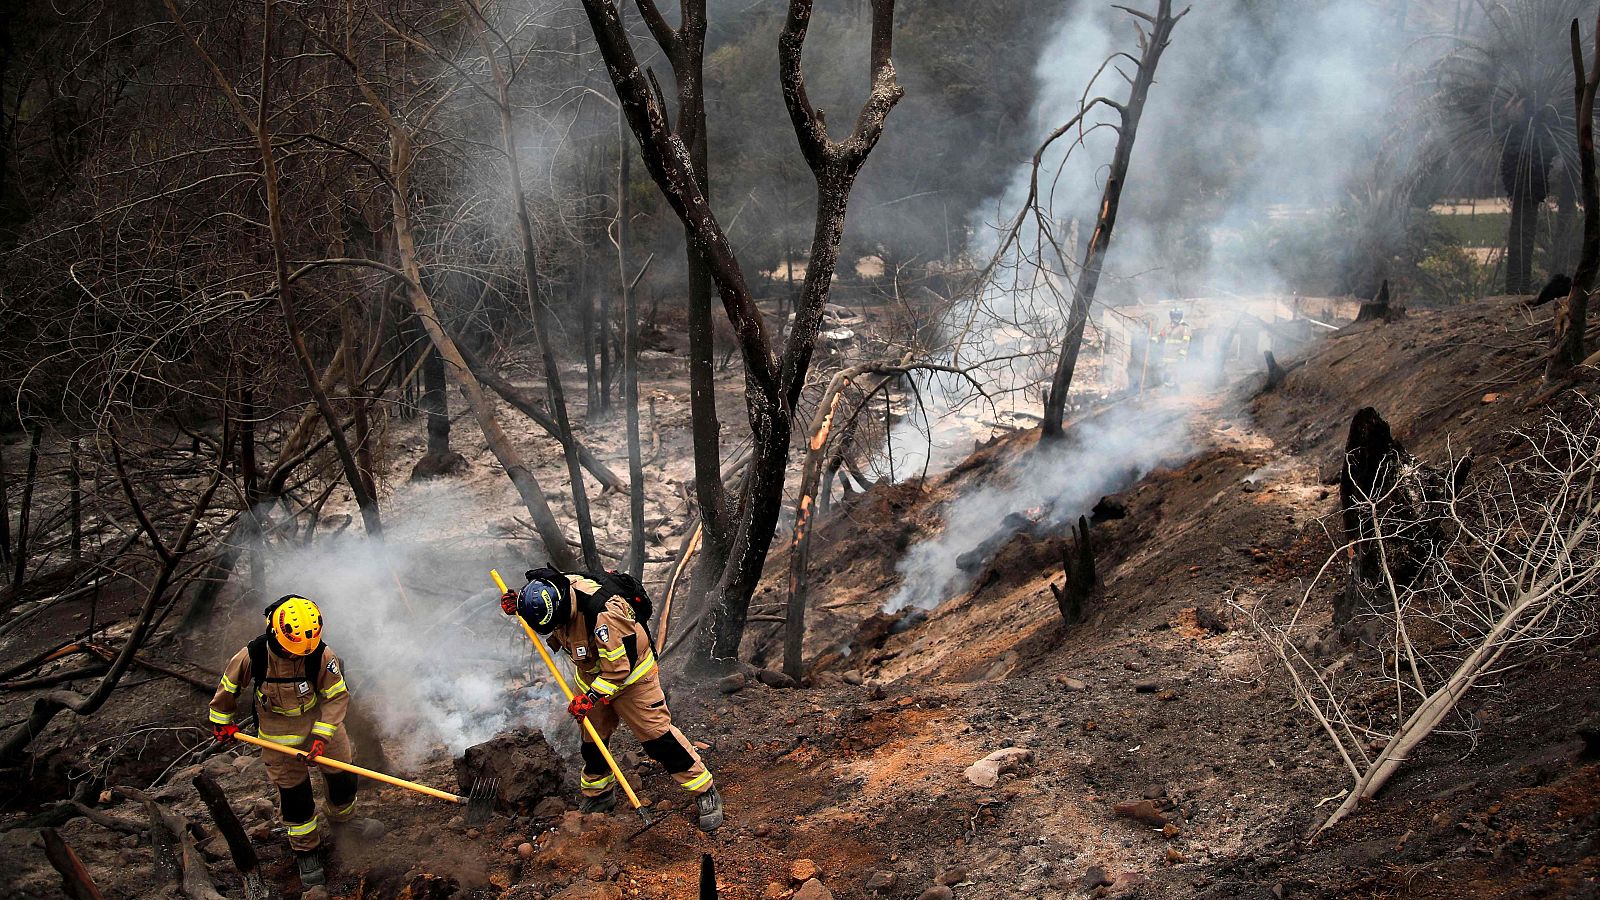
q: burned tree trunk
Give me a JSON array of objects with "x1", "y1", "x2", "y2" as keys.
[
  {"x1": 11, "y1": 423, "x2": 40, "y2": 590},
  {"x1": 581, "y1": 0, "x2": 903, "y2": 667},
  {"x1": 410, "y1": 342, "x2": 468, "y2": 481},
  {"x1": 459, "y1": 0, "x2": 601, "y2": 572},
  {"x1": 618, "y1": 102, "x2": 647, "y2": 579},
  {"x1": 1041, "y1": 0, "x2": 1185, "y2": 439},
  {"x1": 1049, "y1": 516, "x2": 1098, "y2": 626},
  {"x1": 630, "y1": 0, "x2": 732, "y2": 585},
  {"x1": 1549, "y1": 12, "x2": 1600, "y2": 378}
]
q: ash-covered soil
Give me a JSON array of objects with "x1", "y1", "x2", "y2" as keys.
[{"x1": 3, "y1": 296, "x2": 1598, "y2": 899}]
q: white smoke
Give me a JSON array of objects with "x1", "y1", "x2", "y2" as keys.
[
  {"x1": 885, "y1": 396, "x2": 1190, "y2": 612},
  {"x1": 255, "y1": 481, "x2": 565, "y2": 769},
  {"x1": 880, "y1": 0, "x2": 1432, "y2": 610}
]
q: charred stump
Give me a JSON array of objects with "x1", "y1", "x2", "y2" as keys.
[
  {"x1": 1337, "y1": 408, "x2": 1470, "y2": 626},
  {"x1": 1354, "y1": 280, "x2": 1404, "y2": 324},
  {"x1": 1050, "y1": 516, "x2": 1099, "y2": 626},
  {"x1": 1527, "y1": 272, "x2": 1573, "y2": 308}
]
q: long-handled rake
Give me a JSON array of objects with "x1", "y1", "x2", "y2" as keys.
[
  {"x1": 492, "y1": 569, "x2": 665, "y2": 839},
  {"x1": 232, "y1": 732, "x2": 497, "y2": 826}
]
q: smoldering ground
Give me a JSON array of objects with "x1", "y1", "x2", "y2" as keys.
[{"x1": 252, "y1": 480, "x2": 573, "y2": 769}]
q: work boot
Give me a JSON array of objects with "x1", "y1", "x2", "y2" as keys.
[
  {"x1": 295, "y1": 850, "x2": 325, "y2": 888},
  {"x1": 331, "y1": 816, "x2": 386, "y2": 843},
  {"x1": 695, "y1": 785, "x2": 724, "y2": 832},
  {"x1": 578, "y1": 789, "x2": 616, "y2": 815}
]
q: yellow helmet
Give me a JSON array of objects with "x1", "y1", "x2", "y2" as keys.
[{"x1": 267, "y1": 595, "x2": 323, "y2": 656}]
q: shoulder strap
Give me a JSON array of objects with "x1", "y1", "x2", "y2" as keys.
[
  {"x1": 304, "y1": 644, "x2": 326, "y2": 685},
  {"x1": 247, "y1": 634, "x2": 270, "y2": 690}
]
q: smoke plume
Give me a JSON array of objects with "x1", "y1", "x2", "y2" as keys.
[{"x1": 255, "y1": 481, "x2": 566, "y2": 769}]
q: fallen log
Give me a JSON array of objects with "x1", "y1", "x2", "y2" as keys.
[
  {"x1": 41, "y1": 828, "x2": 105, "y2": 900},
  {"x1": 194, "y1": 772, "x2": 267, "y2": 900}
]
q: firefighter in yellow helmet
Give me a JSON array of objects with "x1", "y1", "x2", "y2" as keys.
[{"x1": 207, "y1": 595, "x2": 383, "y2": 889}]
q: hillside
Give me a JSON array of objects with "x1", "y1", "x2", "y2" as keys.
[{"x1": 3, "y1": 296, "x2": 1595, "y2": 900}]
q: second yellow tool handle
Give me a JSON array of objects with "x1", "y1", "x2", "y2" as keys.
[
  {"x1": 492, "y1": 570, "x2": 644, "y2": 812},
  {"x1": 234, "y1": 732, "x2": 466, "y2": 806}
]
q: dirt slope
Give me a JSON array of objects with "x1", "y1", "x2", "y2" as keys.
[{"x1": 3, "y1": 296, "x2": 1597, "y2": 900}]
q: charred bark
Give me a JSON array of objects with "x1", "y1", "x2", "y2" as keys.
[
  {"x1": 459, "y1": 0, "x2": 600, "y2": 571},
  {"x1": 581, "y1": 0, "x2": 902, "y2": 667},
  {"x1": 10, "y1": 423, "x2": 40, "y2": 590},
  {"x1": 1355, "y1": 279, "x2": 1404, "y2": 323},
  {"x1": 1040, "y1": 1, "x2": 1185, "y2": 439},
  {"x1": 619, "y1": 100, "x2": 647, "y2": 579},
  {"x1": 1549, "y1": 12, "x2": 1600, "y2": 378},
  {"x1": 41, "y1": 828, "x2": 104, "y2": 900},
  {"x1": 1049, "y1": 516, "x2": 1098, "y2": 626}
]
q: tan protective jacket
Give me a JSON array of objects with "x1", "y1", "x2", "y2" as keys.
[
  {"x1": 547, "y1": 574, "x2": 656, "y2": 700},
  {"x1": 208, "y1": 641, "x2": 350, "y2": 748}
]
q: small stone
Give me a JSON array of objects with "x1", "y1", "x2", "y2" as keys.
[
  {"x1": 963, "y1": 746, "x2": 1035, "y2": 788},
  {"x1": 1080, "y1": 866, "x2": 1113, "y2": 891},
  {"x1": 588, "y1": 863, "x2": 607, "y2": 881},
  {"x1": 717, "y1": 673, "x2": 748, "y2": 694},
  {"x1": 758, "y1": 669, "x2": 798, "y2": 689},
  {"x1": 1134, "y1": 680, "x2": 1159, "y2": 693},
  {"x1": 938, "y1": 867, "x2": 966, "y2": 885},
  {"x1": 1056, "y1": 675, "x2": 1089, "y2": 691},
  {"x1": 916, "y1": 888, "x2": 954, "y2": 900},
  {"x1": 791, "y1": 858, "x2": 821, "y2": 882},
  {"x1": 1141, "y1": 785, "x2": 1167, "y2": 800},
  {"x1": 517, "y1": 842, "x2": 535, "y2": 859},
  {"x1": 1166, "y1": 848, "x2": 1187, "y2": 864},
  {"x1": 466, "y1": 828, "x2": 481, "y2": 839},
  {"x1": 1113, "y1": 799, "x2": 1169, "y2": 827},
  {"x1": 764, "y1": 882, "x2": 787, "y2": 899},
  {"x1": 533, "y1": 797, "x2": 567, "y2": 818},
  {"x1": 866, "y1": 871, "x2": 898, "y2": 892},
  {"x1": 1482, "y1": 392, "x2": 1501, "y2": 404},
  {"x1": 843, "y1": 671, "x2": 865, "y2": 685},
  {"x1": 693, "y1": 741, "x2": 711, "y2": 750},
  {"x1": 302, "y1": 889, "x2": 330, "y2": 900},
  {"x1": 754, "y1": 823, "x2": 772, "y2": 837},
  {"x1": 1156, "y1": 689, "x2": 1178, "y2": 702},
  {"x1": 793, "y1": 879, "x2": 833, "y2": 900},
  {"x1": 1162, "y1": 823, "x2": 1181, "y2": 838},
  {"x1": 1109, "y1": 872, "x2": 1149, "y2": 895}
]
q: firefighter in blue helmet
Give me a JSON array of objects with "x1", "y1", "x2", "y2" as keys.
[{"x1": 502, "y1": 568, "x2": 723, "y2": 831}]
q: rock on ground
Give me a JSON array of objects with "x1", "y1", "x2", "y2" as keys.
[
  {"x1": 963, "y1": 746, "x2": 1035, "y2": 788},
  {"x1": 794, "y1": 878, "x2": 834, "y2": 900},
  {"x1": 455, "y1": 730, "x2": 563, "y2": 815}
]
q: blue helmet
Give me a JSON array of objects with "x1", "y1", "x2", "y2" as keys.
[{"x1": 518, "y1": 579, "x2": 566, "y2": 633}]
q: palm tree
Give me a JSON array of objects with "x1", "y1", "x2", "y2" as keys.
[{"x1": 1436, "y1": 0, "x2": 1591, "y2": 294}]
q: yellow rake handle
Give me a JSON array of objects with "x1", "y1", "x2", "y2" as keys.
[
  {"x1": 492, "y1": 569, "x2": 644, "y2": 812},
  {"x1": 233, "y1": 732, "x2": 467, "y2": 806}
]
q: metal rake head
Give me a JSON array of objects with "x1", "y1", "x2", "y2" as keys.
[{"x1": 464, "y1": 777, "x2": 498, "y2": 826}]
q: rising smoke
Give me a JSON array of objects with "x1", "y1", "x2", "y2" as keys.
[
  {"x1": 881, "y1": 0, "x2": 1436, "y2": 611},
  {"x1": 256, "y1": 481, "x2": 567, "y2": 769}
]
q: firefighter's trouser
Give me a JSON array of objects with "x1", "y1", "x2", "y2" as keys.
[
  {"x1": 576, "y1": 672, "x2": 710, "y2": 798},
  {"x1": 259, "y1": 726, "x2": 356, "y2": 851}
]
